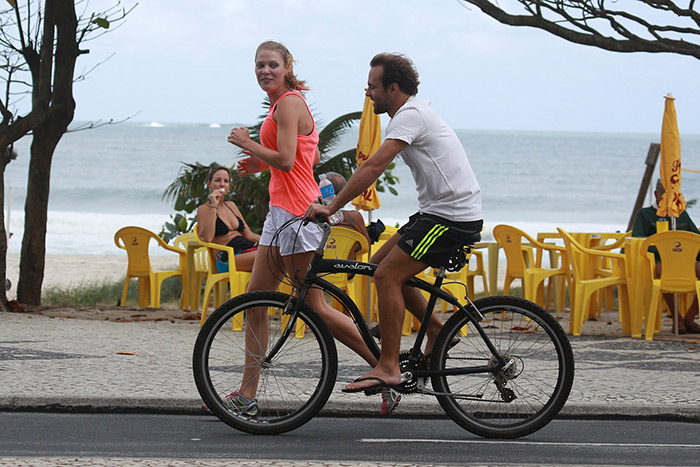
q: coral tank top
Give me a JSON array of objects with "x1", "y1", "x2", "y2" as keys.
[{"x1": 259, "y1": 91, "x2": 320, "y2": 216}]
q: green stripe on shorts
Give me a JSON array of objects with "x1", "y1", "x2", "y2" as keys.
[{"x1": 411, "y1": 224, "x2": 448, "y2": 261}]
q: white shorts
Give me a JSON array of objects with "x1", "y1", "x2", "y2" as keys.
[{"x1": 259, "y1": 206, "x2": 324, "y2": 256}]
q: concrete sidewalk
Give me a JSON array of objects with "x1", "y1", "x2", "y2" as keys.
[{"x1": 1, "y1": 310, "x2": 699, "y2": 420}]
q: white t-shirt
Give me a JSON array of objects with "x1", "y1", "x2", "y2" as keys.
[{"x1": 385, "y1": 96, "x2": 482, "y2": 222}]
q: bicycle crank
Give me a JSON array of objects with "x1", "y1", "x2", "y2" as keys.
[{"x1": 396, "y1": 350, "x2": 429, "y2": 394}]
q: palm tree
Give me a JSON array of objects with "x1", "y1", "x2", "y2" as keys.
[{"x1": 160, "y1": 102, "x2": 398, "y2": 242}]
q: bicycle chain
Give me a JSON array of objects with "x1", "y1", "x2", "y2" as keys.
[{"x1": 397, "y1": 350, "x2": 519, "y2": 404}]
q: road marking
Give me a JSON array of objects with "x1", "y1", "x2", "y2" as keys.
[{"x1": 361, "y1": 438, "x2": 700, "y2": 448}]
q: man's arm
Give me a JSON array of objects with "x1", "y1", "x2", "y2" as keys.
[{"x1": 307, "y1": 139, "x2": 407, "y2": 220}]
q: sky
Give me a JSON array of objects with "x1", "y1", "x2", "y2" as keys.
[{"x1": 67, "y1": 0, "x2": 700, "y2": 135}]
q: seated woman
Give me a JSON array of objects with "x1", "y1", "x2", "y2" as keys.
[{"x1": 196, "y1": 166, "x2": 260, "y2": 272}]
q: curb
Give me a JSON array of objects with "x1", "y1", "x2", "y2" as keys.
[{"x1": 3, "y1": 397, "x2": 700, "y2": 422}]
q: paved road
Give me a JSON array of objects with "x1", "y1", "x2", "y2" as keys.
[{"x1": 2, "y1": 413, "x2": 700, "y2": 466}]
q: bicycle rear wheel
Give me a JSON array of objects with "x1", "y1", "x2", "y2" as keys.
[
  {"x1": 431, "y1": 296, "x2": 574, "y2": 438},
  {"x1": 192, "y1": 291, "x2": 338, "y2": 435}
]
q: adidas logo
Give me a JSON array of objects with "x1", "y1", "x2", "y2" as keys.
[{"x1": 405, "y1": 239, "x2": 414, "y2": 247}]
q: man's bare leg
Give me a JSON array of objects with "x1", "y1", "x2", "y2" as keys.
[
  {"x1": 371, "y1": 233, "x2": 443, "y2": 354},
  {"x1": 345, "y1": 246, "x2": 427, "y2": 391}
]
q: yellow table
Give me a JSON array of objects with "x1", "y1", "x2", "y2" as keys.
[{"x1": 474, "y1": 242, "x2": 500, "y2": 295}]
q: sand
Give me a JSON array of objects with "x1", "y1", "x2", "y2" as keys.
[
  {"x1": 5, "y1": 253, "x2": 180, "y2": 298},
  {"x1": 4, "y1": 253, "x2": 197, "y2": 323}
]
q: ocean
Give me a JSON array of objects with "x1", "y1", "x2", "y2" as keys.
[{"x1": 4, "y1": 121, "x2": 700, "y2": 256}]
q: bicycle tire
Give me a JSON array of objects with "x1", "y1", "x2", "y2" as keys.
[
  {"x1": 431, "y1": 295, "x2": 574, "y2": 438},
  {"x1": 192, "y1": 291, "x2": 338, "y2": 435}
]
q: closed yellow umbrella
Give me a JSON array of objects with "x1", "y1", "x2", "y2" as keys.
[
  {"x1": 352, "y1": 95, "x2": 382, "y2": 211},
  {"x1": 352, "y1": 95, "x2": 382, "y2": 317},
  {"x1": 657, "y1": 93, "x2": 686, "y2": 222},
  {"x1": 656, "y1": 93, "x2": 686, "y2": 335}
]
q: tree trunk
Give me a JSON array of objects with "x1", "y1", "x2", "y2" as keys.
[
  {"x1": 16, "y1": 0, "x2": 78, "y2": 305},
  {"x1": 16, "y1": 130, "x2": 56, "y2": 304},
  {"x1": 0, "y1": 148, "x2": 9, "y2": 311}
]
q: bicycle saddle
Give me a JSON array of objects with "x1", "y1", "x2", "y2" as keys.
[{"x1": 445, "y1": 231, "x2": 481, "y2": 272}]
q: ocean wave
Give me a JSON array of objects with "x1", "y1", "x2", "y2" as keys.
[
  {"x1": 4, "y1": 210, "x2": 627, "y2": 259},
  {"x1": 6, "y1": 210, "x2": 174, "y2": 256}
]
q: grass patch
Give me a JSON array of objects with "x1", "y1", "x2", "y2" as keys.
[
  {"x1": 42, "y1": 276, "x2": 183, "y2": 307},
  {"x1": 495, "y1": 286, "x2": 524, "y2": 298},
  {"x1": 38, "y1": 276, "x2": 555, "y2": 311}
]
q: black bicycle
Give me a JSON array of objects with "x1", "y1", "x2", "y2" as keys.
[{"x1": 192, "y1": 218, "x2": 574, "y2": 438}]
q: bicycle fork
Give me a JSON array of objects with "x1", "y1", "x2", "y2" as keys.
[{"x1": 261, "y1": 289, "x2": 307, "y2": 366}]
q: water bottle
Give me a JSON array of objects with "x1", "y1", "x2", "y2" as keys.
[{"x1": 318, "y1": 173, "x2": 344, "y2": 225}]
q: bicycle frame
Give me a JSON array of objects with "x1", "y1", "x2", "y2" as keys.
[{"x1": 275, "y1": 222, "x2": 509, "y2": 379}]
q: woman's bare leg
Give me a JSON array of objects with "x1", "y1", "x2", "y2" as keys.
[
  {"x1": 238, "y1": 245, "x2": 282, "y2": 400},
  {"x1": 282, "y1": 251, "x2": 378, "y2": 367}
]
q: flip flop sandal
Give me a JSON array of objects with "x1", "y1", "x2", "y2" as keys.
[{"x1": 342, "y1": 376, "x2": 403, "y2": 396}]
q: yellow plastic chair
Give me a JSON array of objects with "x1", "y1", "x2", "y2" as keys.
[
  {"x1": 558, "y1": 228, "x2": 630, "y2": 336},
  {"x1": 588, "y1": 232, "x2": 632, "y2": 316},
  {"x1": 380, "y1": 224, "x2": 398, "y2": 239},
  {"x1": 114, "y1": 226, "x2": 187, "y2": 309},
  {"x1": 174, "y1": 232, "x2": 209, "y2": 311},
  {"x1": 493, "y1": 224, "x2": 568, "y2": 312},
  {"x1": 194, "y1": 225, "x2": 252, "y2": 326},
  {"x1": 640, "y1": 231, "x2": 700, "y2": 340},
  {"x1": 324, "y1": 226, "x2": 370, "y2": 319}
]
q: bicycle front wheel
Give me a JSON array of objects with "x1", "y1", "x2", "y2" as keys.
[
  {"x1": 431, "y1": 296, "x2": 574, "y2": 438},
  {"x1": 192, "y1": 291, "x2": 338, "y2": 435}
]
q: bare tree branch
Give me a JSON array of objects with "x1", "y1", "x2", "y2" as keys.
[
  {"x1": 67, "y1": 113, "x2": 137, "y2": 132},
  {"x1": 461, "y1": 0, "x2": 700, "y2": 59}
]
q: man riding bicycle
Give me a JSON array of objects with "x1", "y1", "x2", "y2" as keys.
[{"x1": 306, "y1": 52, "x2": 483, "y2": 394}]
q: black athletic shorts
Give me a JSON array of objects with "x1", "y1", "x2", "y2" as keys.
[{"x1": 397, "y1": 212, "x2": 483, "y2": 268}]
